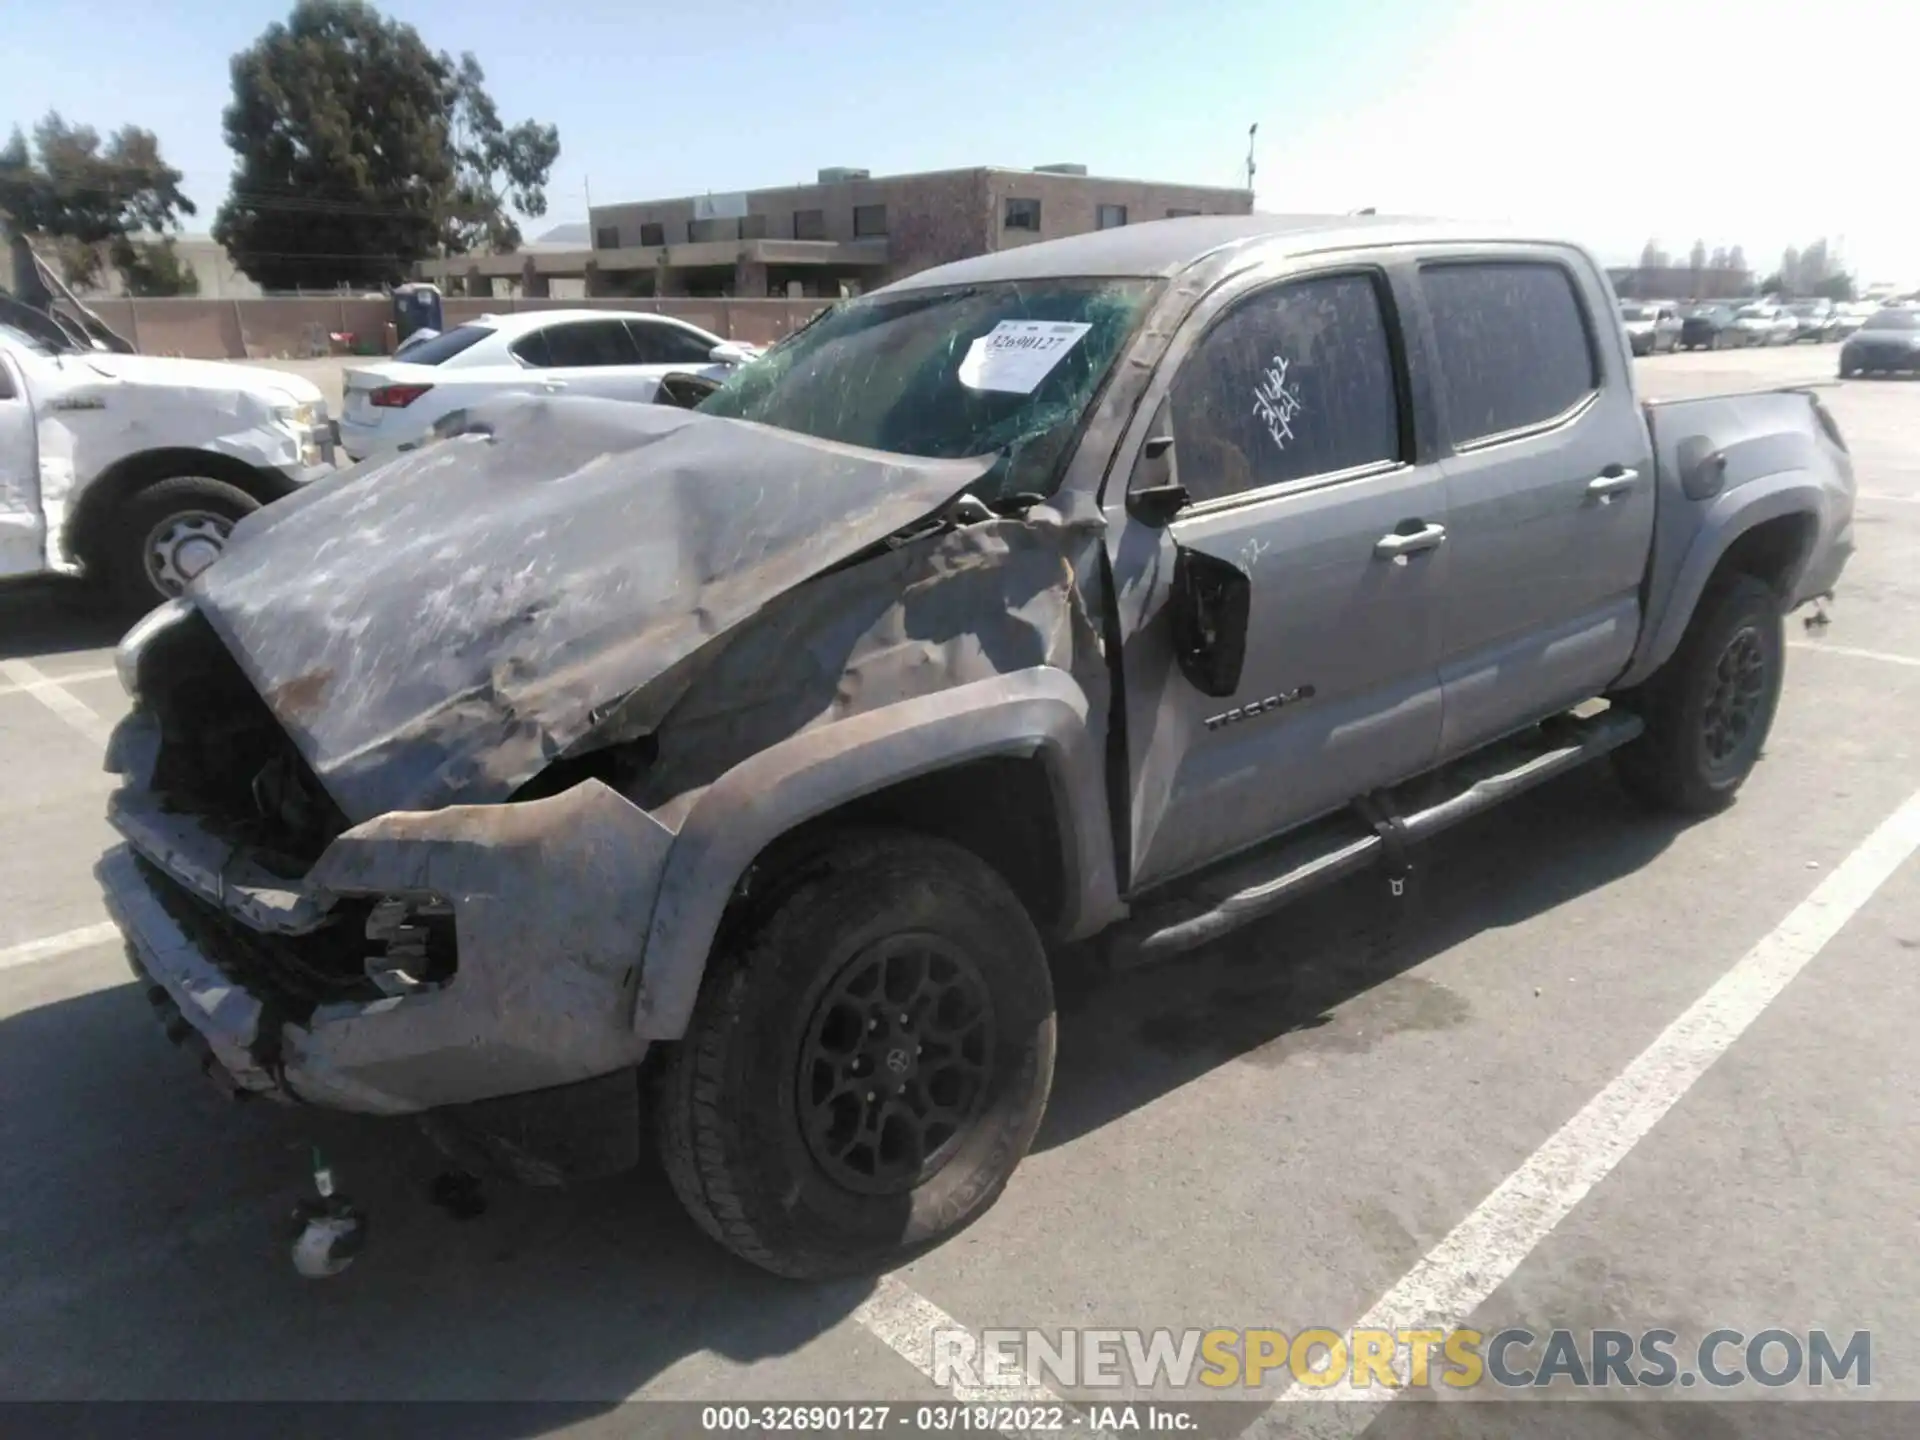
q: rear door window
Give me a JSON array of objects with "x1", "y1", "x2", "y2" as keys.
[
  {"x1": 627, "y1": 321, "x2": 717, "y2": 366},
  {"x1": 526, "y1": 320, "x2": 642, "y2": 368},
  {"x1": 1420, "y1": 261, "x2": 1598, "y2": 446},
  {"x1": 395, "y1": 325, "x2": 492, "y2": 366},
  {"x1": 1168, "y1": 271, "x2": 1405, "y2": 504}
]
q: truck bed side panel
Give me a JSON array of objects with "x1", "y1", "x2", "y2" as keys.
[{"x1": 1619, "y1": 390, "x2": 1853, "y2": 689}]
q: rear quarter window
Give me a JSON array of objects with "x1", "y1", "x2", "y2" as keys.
[
  {"x1": 395, "y1": 325, "x2": 493, "y2": 366},
  {"x1": 1421, "y1": 261, "x2": 1599, "y2": 446}
]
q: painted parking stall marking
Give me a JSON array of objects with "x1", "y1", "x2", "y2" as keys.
[
  {"x1": 1255, "y1": 783, "x2": 1920, "y2": 1424},
  {"x1": 0, "y1": 657, "x2": 114, "y2": 744},
  {"x1": 0, "y1": 922, "x2": 120, "y2": 973}
]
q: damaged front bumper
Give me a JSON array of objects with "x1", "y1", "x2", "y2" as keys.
[{"x1": 99, "y1": 714, "x2": 675, "y2": 1122}]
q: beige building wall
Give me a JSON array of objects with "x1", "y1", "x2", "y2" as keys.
[
  {"x1": 591, "y1": 167, "x2": 1251, "y2": 287},
  {"x1": 983, "y1": 172, "x2": 1252, "y2": 251},
  {"x1": 74, "y1": 296, "x2": 828, "y2": 359},
  {"x1": 77, "y1": 234, "x2": 264, "y2": 300}
]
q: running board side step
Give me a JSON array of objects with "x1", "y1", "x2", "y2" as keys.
[{"x1": 1110, "y1": 707, "x2": 1645, "y2": 967}]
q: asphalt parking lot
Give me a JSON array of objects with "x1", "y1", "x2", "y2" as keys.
[{"x1": 4, "y1": 341, "x2": 1917, "y2": 1433}]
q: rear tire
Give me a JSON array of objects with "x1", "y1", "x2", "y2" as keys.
[
  {"x1": 104, "y1": 473, "x2": 261, "y2": 614},
  {"x1": 654, "y1": 830, "x2": 1056, "y2": 1278},
  {"x1": 1612, "y1": 573, "x2": 1784, "y2": 814}
]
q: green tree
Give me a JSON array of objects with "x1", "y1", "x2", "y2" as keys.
[
  {"x1": 441, "y1": 54, "x2": 560, "y2": 254},
  {"x1": 110, "y1": 235, "x2": 201, "y2": 296},
  {"x1": 1810, "y1": 273, "x2": 1855, "y2": 302},
  {"x1": 0, "y1": 112, "x2": 193, "y2": 303},
  {"x1": 212, "y1": 0, "x2": 559, "y2": 290}
]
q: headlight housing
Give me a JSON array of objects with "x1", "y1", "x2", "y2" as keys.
[{"x1": 274, "y1": 401, "x2": 324, "y2": 429}]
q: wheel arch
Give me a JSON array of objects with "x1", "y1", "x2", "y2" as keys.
[
  {"x1": 62, "y1": 447, "x2": 287, "y2": 571},
  {"x1": 632, "y1": 668, "x2": 1121, "y2": 1040},
  {"x1": 1618, "y1": 475, "x2": 1822, "y2": 690}
]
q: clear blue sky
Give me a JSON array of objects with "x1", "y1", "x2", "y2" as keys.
[
  {"x1": 9, "y1": 0, "x2": 1916, "y2": 280},
  {"x1": 5, "y1": 0, "x2": 1460, "y2": 230}
]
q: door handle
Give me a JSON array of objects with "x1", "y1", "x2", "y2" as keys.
[
  {"x1": 1587, "y1": 467, "x2": 1640, "y2": 500},
  {"x1": 1373, "y1": 522, "x2": 1446, "y2": 560}
]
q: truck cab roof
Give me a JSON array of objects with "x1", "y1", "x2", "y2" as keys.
[{"x1": 882, "y1": 213, "x2": 1569, "y2": 291}]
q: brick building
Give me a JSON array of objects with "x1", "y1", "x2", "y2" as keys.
[{"x1": 417, "y1": 164, "x2": 1252, "y2": 299}]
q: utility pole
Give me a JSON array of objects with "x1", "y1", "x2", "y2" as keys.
[{"x1": 1245, "y1": 123, "x2": 1258, "y2": 200}]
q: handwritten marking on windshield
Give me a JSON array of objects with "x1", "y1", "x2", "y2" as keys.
[{"x1": 1252, "y1": 355, "x2": 1303, "y2": 451}]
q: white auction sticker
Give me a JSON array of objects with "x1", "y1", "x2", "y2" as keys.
[{"x1": 957, "y1": 320, "x2": 1093, "y2": 394}]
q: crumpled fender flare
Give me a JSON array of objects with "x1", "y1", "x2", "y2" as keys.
[
  {"x1": 1616, "y1": 470, "x2": 1829, "y2": 691},
  {"x1": 632, "y1": 666, "x2": 1117, "y2": 1040}
]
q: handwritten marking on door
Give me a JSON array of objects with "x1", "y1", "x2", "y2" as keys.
[{"x1": 1252, "y1": 355, "x2": 1304, "y2": 452}]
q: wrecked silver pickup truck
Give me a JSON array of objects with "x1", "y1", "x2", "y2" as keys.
[{"x1": 98, "y1": 215, "x2": 1855, "y2": 1278}]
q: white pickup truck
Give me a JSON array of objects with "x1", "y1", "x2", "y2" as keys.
[{"x1": 0, "y1": 321, "x2": 335, "y2": 610}]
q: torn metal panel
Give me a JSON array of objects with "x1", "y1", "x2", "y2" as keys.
[
  {"x1": 632, "y1": 487, "x2": 1113, "y2": 813},
  {"x1": 189, "y1": 395, "x2": 995, "y2": 822},
  {"x1": 282, "y1": 779, "x2": 674, "y2": 1112},
  {"x1": 0, "y1": 346, "x2": 40, "y2": 575},
  {"x1": 0, "y1": 330, "x2": 329, "y2": 573},
  {"x1": 104, "y1": 777, "x2": 673, "y2": 1115}
]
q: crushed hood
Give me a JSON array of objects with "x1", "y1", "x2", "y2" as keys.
[{"x1": 189, "y1": 395, "x2": 993, "y2": 821}]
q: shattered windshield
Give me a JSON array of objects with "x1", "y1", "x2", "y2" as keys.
[{"x1": 696, "y1": 278, "x2": 1159, "y2": 500}]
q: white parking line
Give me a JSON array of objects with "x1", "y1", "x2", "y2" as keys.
[
  {"x1": 0, "y1": 658, "x2": 114, "y2": 744},
  {"x1": 1263, "y1": 783, "x2": 1920, "y2": 1428},
  {"x1": 0, "y1": 922, "x2": 121, "y2": 973},
  {"x1": 1789, "y1": 640, "x2": 1920, "y2": 669},
  {"x1": 0, "y1": 663, "x2": 116, "y2": 696},
  {"x1": 855, "y1": 1275, "x2": 1059, "y2": 1403},
  {"x1": 1859, "y1": 491, "x2": 1920, "y2": 505}
]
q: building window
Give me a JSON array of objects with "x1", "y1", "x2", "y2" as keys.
[
  {"x1": 594, "y1": 225, "x2": 620, "y2": 250},
  {"x1": 853, "y1": 204, "x2": 887, "y2": 237},
  {"x1": 1096, "y1": 204, "x2": 1127, "y2": 230},
  {"x1": 1004, "y1": 197, "x2": 1042, "y2": 231},
  {"x1": 1167, "y1": 208, "x2": 1201, "y2": 219},
  {"x1": 638, "y1": 222, "x2": 665, "y2": 248},
  {"x1": 793, "y1": 208, "x2": 827, "y2": 241}
]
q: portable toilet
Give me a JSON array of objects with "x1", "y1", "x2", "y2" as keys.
[{"x1": 392, "y1": 283, "x2": 444, "y2": 342}]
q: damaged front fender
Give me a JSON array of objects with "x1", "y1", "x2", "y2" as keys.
[{"x1": 636, "y1": 666, "x2": 1114, "y2": 1040}]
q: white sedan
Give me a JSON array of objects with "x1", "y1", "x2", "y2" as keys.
[{"x1": 337, "y1": 309, "x2": 756, "y2": 461}]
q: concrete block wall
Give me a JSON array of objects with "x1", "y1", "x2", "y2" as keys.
[{"x1": 82, "y1": 296, "x2": 832, "y2": 360}]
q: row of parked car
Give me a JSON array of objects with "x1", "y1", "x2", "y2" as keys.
[{"x1": 1618, "y1": 297, "x2": 1884, "y2": 354}]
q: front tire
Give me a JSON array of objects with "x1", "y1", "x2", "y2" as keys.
[
  {"x1": 104, "y1": 473, "x2": 261, "y2": 613},
  {"x1": 1613, "y1": 573, "x2": 1784, "y2": 814},
  {"x1": 654, "y1": 830, "x2": 1056, "y2": 1278}
]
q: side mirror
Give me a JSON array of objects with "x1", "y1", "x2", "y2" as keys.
[
  {"x1": 709, "y1": 341, "x2": 753, "y2": 365},
  {"x1": 656, "y1": 371, "x2": 724, "y2": 409},
  {"x1": 1169, "y1": 546, "x2": 1251, "y2": 698},
  {"x1": 1126, "y1": 431, "x2": 1189, "y2": 526}
]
